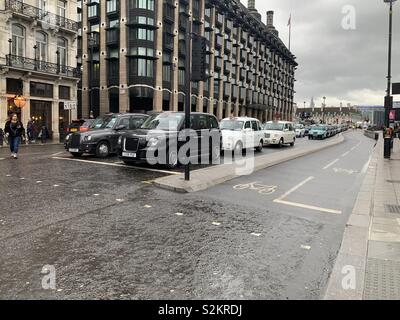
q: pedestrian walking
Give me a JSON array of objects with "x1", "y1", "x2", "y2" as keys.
[
  {"x1": 4, "y1": 113, "x2": 26, "y2": 159},
  {"x1": 27, "y1": 118, "x2": 34, "y2": 144},
  {"x1": 0, "y1": 128, "x2": 4, "y2": 147},
  {"x1": 38, "y1": 125, "x2": 49, "y2": 144}
]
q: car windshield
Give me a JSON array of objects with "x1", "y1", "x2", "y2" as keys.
[
  {"x1": 265, "y1": 123, "x2": 285, "y2": 131},
  {"x1": 220, "y1": 120, "x2": 244, "y2": 131},
  {"x1": 141, "y1": 113, "x2": 184, "y2": 131},
  {"x1": 295, "y1": 125, "x2": 303, "y2": 129},
  {"x1": 90, "y1": 116, "x2": 117, "y2": 130},
  {"x1": 312, "y1": 126, "x2": 326, "y2": 130}
]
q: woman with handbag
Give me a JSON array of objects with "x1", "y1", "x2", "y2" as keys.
[{"x1": 4, "y1": 113, "x2": 26, "y2": 159}]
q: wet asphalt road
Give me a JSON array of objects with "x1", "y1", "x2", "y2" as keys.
[{"x1": 0, "y1": 131, "x2": 374, "y2": 300}]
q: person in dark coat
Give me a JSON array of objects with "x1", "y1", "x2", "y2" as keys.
[
  {"x1": 0, "y1": 128, "x2": 4, "y2": 147},
  {"x1": 4, "y1": 113, "x2": 26, "y2": 159},
  {"x1": 39, "y1": 125, "x2": 50, "y2": 144}
]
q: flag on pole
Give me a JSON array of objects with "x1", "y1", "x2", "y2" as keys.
[
  {"x1": 287, "y1": 14, "x2": 292, "y2": 26},
  {"x1": 288, "y1": 14, "x2": 292, "y2": 51}
]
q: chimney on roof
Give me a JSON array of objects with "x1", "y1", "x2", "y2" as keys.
[
  {"x1": 248, "y1": 0, "x2": 262, "y2": 21},
  {"x1": 267, "y1": 11, "x2": 274, "y2": 27},
  {"x1": 248, "y1": 0, "x2": 256, "y2": 10}
]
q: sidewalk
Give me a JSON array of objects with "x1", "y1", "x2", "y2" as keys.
[{"x1": 325, "y1": 136, "x2": 400, "y2": 300}]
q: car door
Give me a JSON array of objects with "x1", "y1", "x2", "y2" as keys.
[
  {"x1": 208, "y1": 115, "x2": 221, "y2": 155},
  {"x1": 251, "y1": 120, "x2": 260, "y2": 148},
  {"x1": 196, "y1": 114, "x2": 210, "y2": 157},
  {"x1": 243, "y1": 121, "x2": 252, "y2": 148},
  {"x1": 110, "y1": 117, "x2": 130, "y2": 150}
]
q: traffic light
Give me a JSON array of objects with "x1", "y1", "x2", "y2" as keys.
[{"x1": 191, "y1": 34, "x2": 207, "y2": 82}]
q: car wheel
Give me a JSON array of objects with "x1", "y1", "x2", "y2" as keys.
[
  {"x1": 234, "y1": 141, "x2": 243, "y2": 157},
  {"x1": 290, "y1": 138, "x2": 295, "y2": 147},
  {"x1": 71, "y1": 152, "x2": 83, "y2": 157},
  {"x1": 256, "y1": 140, "x2": 263, "y2": 152},
  {"x1": 166, "y1": 149, "x2": 179, "y2": 169},
  {"x1": 278, "y1": 138, "x2": 284, "y2": 148},
  {"x1": 96, "y1": 141, "x2": 110, "y2": 158}
]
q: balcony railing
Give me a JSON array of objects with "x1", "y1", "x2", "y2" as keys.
[
  {"x1": 5, "y1": 0, "x2": 79, "y2": 33},
  {"x1": 6, "y1": 54, "x2": 81, "y2": 78}
]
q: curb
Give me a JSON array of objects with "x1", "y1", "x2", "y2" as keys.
[
  {"x1": 154, "y1": 134, "x2": 345, "y2": 193},
  {"x1": 324, "y1": 139, "x2": 380, "y2": 300}
]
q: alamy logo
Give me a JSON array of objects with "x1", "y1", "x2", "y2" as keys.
[
  {"x1": 341, "y1": 265, "x2": 356, "y2": 290},
  {"x1": 342, "y1": 5, "x2": 356, "y2": 30},
  {"x1": 41, "y1": 265, "x2": 56, "y2": 290}
]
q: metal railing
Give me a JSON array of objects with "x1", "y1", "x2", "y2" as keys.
[
  {"x1": 6, "y1": 0, "x2": 79, "y2": 32},
  {"x1": 6, "y1": 54, "x2": 81, "y2": 78}
]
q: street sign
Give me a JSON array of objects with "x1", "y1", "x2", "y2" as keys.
[
  {"x1": 64, "y1": 101, "x2": 77, "y2": 110},
  {"x1": 393, "y1": 83, "x2": 400, "y2": 95}
]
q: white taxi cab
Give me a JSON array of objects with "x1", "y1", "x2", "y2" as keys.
[
  {"x1": 263, "y1": 121, "x2": 296, "y2": 147},
  {"x1": 220, "y1": 117, "x2": 264, "y2": 154}
]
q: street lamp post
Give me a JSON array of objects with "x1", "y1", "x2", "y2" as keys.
[
  {"x1": 88, "y1": 32, "x2": 95, "y2": 119},
  {"x1": 384, "y1": 0, "x2": 396, "y2": 127},
  {"x1": 383, "y1": 0, "x2": 397, "y2": 158},
  {"x1": 322, "y1": 96, "x2": 326, "y2": 124}
]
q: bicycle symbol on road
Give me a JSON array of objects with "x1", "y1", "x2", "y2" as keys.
[{"x1": 233, "y1": 182, "x2": 278, "y2": 195}]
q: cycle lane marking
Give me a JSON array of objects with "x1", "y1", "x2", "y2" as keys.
[{"x1": 273, "y1": 176, "x2": 342, "y2": 215}]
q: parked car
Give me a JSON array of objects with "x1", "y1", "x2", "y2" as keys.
[
  {"x1": 220, "y1": 117, "x2": 264, "y2": 154},
  {"x1": 262, "y1": 121, "x2": 296, "y2": 147},
  {"x1": 295, "y1": 124, "x2": 306, "y2": 138},
  {"x1": 118, "y1": 112, "x2": 221, "y2": 169},
  {"x1": 65, "y1": 113, "x2": 148, "y2": 158},
  {"x1": 309, "y1": 125, "x2": 328, "y2": 140},
  {"x1": 67, "y1": 119, "x2": 94, "y2": 134}
]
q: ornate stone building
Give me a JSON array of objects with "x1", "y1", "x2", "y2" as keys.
[
  {"x1": 79, "y1": 0, "x2": 297, "y2": 122},
  {"x1": 0, "y1": 0, "x2": 80, "y2": 140}
]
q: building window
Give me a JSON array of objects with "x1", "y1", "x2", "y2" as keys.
[
  {"x1": 131, "y1": 58, "x2": 154, "y2": 77},
  {"x1": 57, "y1": 0, "x2": 66, "y2": 18},
  {"x1": 37, "y1": 0, "x2": 46, "y2": 11},
  {"x1": 163, "y1": 65, "x2": 171, "y2": 82},
  {"x1": 59, "y1": 86, "x2": 70, "y2": 100},
  {"x1": 129, "y1": 0, "x2": 154, "y2": 10},
  {"x1": 106, "y1": 0, "x2": 118, "y2": 13},
  {"x1": 88, "y1": 4, "x2": 99, "y2": 18},
  {"x1": 30, "y1": 82, "x2": 53, "y2": 98},
  {"x1": 178, "y1": 69, "x2": 185, "y2": 86},
  {"x1": 12, "y1": 24, "x2": 25, "y2": 56},
  {"x1": 130, "y1": 16, "x2": 155, "y2": 26},
  {"x1": 132, "y1": 28, "x2": 154, "y2": 41},
  {"x1": 36, "y1": 31, "x2": 47, "y2": 62},
  {"x1": 57, "y1": 37, "x2": 68, "y2": 66},
  {"x1": 129, "y1": 47, "x2": 154, "y2": 57},
  {"x1": 6, "y1": 78, "x2": 23, "y2": 95}
]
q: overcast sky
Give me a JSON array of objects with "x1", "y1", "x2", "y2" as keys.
[{"x1": 242, "y1": 0, "x2": 400, "y2": 108}]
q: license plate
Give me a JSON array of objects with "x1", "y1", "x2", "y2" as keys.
[
  {"x1": 69, "y1": 148, "x2": 79, "y2": 153},
  {"x1": 122, "y1": 152, "x2": 136, "y2": 158},
  {"x1": 70, "y1": 128, "x2": 78, "y2": 132}
]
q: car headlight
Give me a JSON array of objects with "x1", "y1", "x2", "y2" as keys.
[
  {"x1": 148, "y1": 137, "x2": 159, "y2": 147},
  {"x1": 66, "y1": 134, "x2": 72, "y2": 141},
  {"x1": 84, "y1": 135, "x2": 92, "y2": 142},
  {"x1": 118, "y1": 136, "x2": 123, "y2": 145}
]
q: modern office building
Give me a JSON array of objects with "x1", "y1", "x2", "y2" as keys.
[
  {"x1": 0, "y1": 0, "x2": 80, "y2": 140},
  {"x1": 79, "y1": 0, "x2": 297, "y2": 122}
]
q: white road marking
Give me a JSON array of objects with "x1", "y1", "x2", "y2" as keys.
[
  {"x1": 52, "y1": 156, "x2": 180, "y2": 175},
  {"x1": 301, "y1": 245, "x2": 311, "y2": 250},
  {"x1": 333, "y1": 168, "x2": 358, "y2": 175},
  {"x1": 36, "y1": 181, "x2": 42, "y2": 184},
  {"x1": 273, "y1": 176, "x2": 342, "y2": 215},
  {"x1": 175, "y1": 212, "x2": 184, "y2": 216},
  {"x1": 51, "y1": 152, "x2": 64, "y2": 156},
  {"x1": 275, "y1": 176, "x2": 315, "y2": 201},
  {"x1": 0, "y1": 158, "x2": 5, "y2": 161},
  {"x1": 361, "y1": 155, "x2": 373, "y2": 174},
  {"x1": 274, "y1": 199, "x2": 342, "y2": 215},
  {"x1": 212, "y1": 222, "x2": 221, "y2": 226},
  {"x1": 144, "y1": 205, "x2": 152, "y2": 208},
  {"x1": 251, "y1": 233, "x2": 262, "y2": 237},
  {"x1": 323, "y1": 159, "x2": 339, "y2": 170},
  {"x1": 341, "y1": 151, "x2": 350, "y2": 157}
]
